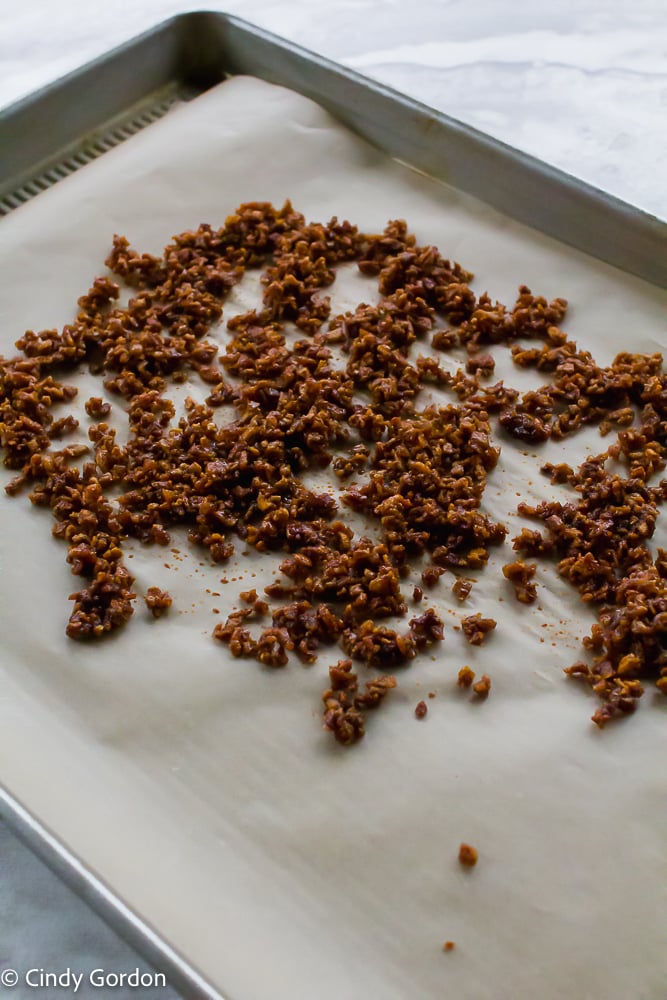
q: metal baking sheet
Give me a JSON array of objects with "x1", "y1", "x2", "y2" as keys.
[
  {"x1": 1, "y1": 12, "x2": 665, "y2": 286},
  {"x1": 0, "y1": 14, "x2": 666, "y2": 1000}
]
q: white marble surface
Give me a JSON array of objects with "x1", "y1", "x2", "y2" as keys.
[{"x1": 0, "y1": 1, "x2": 665, "y2": 997}]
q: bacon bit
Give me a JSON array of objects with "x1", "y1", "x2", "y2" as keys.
[
  {"x1": 457, "y1": 666, "x2": 475, "y2": 688},
  {"x1": 421, "y1": 566, "x2": 447, "y2": 588},
  {"x1": 144, "y1": 587, "x2": 172, "y2": 618},
  {"x1": 502, "y1": 560, "x2": 538, "y2": 604},
  {"x1": 452, "y1": 577, "x2": 473, "y2": 601},
  {"x1": 461, "y1": 614, "x2": 497, "y2": 645},
  {"x1": 458, "y1": 843, "x2": 478, "y2": 867},
  {"x1": 472, "y1": 674, "x2": 491, "y2": 698}
]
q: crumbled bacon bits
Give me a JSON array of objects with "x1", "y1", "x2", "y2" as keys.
[
  {"x1": 461, "y1": 614, "x2": 497, "y2": 646},
  {"x1": 458, "y1": 843, "x2": 478, "y2": 867},
  {"x1": 322, "y1": 659, "x2": 397, "y2": 745},
  {"x1": 502, "y1": 561, "x2": 538, "y2": 604},
  {"x1": 452, "y1": 577, "x2": 473, "y2": 601},
  {"x1": 85, "y1": 396, "x2": 111, "y2": 419},
  {"x1": 457, "y1": 666, "x2": 475, "y2": 688},
  {"x1": 415, "y1": 700, "x2": 428, "y2": 719},
  {"x1": 144, "y1": 586, "x2": 172, "y2": 618},
  {"x1": 3, "y1": 201, "x2": 667, "y2": 737},
  {"x1": 472, "y1": 674, "x2": 491, "y2": 699}
]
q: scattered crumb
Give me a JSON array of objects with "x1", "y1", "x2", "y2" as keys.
[
  {"x1": 457, "y1": 666, "x2": 475, "y2": 688},
  {"x1": 144, "y1": 587, "x2": 172, "y2": 619},
  {"x1": 458, "y1": 843, "x2": 478, "y2": 867},
  {"x1": 452, "y1": 577, "x2": 473, "y2": 601},
  {"x1": 461, "y1": 614, "x2": 497, "y2": 645},
  {"x1": 502, "y1": 560, "x2": 538, "y2": 604},
  {"x1": 442, "y1": 941, "x2": 456, "y2": 952},
  {"x1": 415, "y1": 700, "x2": 428, "y2": 719},
  {"x1": 84, "y1": 396, "x2": 111, "y2": 419},
  {"x1": 472, "y1": 674, "x2": 491, "y2": 699},
  {"x1": 421, "y1": 566, "x2": 446, "y2": 588}
]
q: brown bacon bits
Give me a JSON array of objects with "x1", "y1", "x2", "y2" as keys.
[
  {"x1": 422, "y1": 566, "x2": 446, "y2": 588},
  {"x1": 415, "y1": 700, "x2": 428, "y2": 719},
  {"x1": 502, "y1": 561, "x2": 538, "y2": 604},
  {"x1": 461, "y1": 614, "x2": 497, "y2": 646},
  {"x1": 85, "y1": 396, "x2": 111, "y2": 419},
  {"x1": 3, "y1": 202, "x2": 667, "y2": 739},
  {"x1": 256, "y1": 627, "x2": 293, "y2": 667},
  {"x1": 144, "y1": 586, "x2": 172, "y2": 618},
  {"x1": 322, "y1": 660, "x2": 397, "y2": 745},
  {"x1": 521, "y1": 450, "x2": 667, "y2": 725},
  {"x1": 354, "y1": 674, "x2": 398, "y2": 709},
  {"x1": 452, "y1": 577, "x2": 473, "y2": 601},
  {"x1": 458, "y1": 843, "x2": 478, "y2": 867},
  {"x1": 465, "y1": 353, "x2": 495, "y2": 377},
  {"x1": 511, "y1": 528, "x2": 553, "y2": 558},
  {"x1": 472, "y1": 674, "x2": 491, "y2": 698},
  {"x1": 322, "y1": 660, "x2": 366, "y2": 745},
  {"x1": 409, "y1": 608, "x2": 445, "y2": 649},
  {"x1": 342, "y1": 621, "x2": 417, "y2": 668},
  {"x1": 457, "y1": 666, "x2": 475, "y2": 688}
]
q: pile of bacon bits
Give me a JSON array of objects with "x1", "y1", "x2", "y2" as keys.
[{"x1": 1, "y1": 201, "x2": 666, "y2": 741}]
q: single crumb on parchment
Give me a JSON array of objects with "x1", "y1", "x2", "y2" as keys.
[
  {"x1": 84, "y1": 396, "x2": 111, "y2": 419},
  {"x1": 452, "y1": 577, "x2": 473, "y2": 601},
  {"x1": 472, "y1": 674, "x2": 491, "y2": 699},
  {"x1": 442, "y1": 941, "x2": 456, "y2": 952},
  {"x1": 414, "y1": 700, "x2": 428, "y2": 719},
  {"x1": 144, "y1": 587, "x2": 172, "y2": 619},
  {"x1": 461, "y1": 614, "x2": 497, "y2": 646},
  {"x1": 458, "y1": 843, "x2": 478, "y2": 867},
  {"x1": 457, "y1": 666, "x2": 475, "y2": 688}
]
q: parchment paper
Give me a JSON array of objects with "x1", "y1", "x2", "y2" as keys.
[{"x1": 0, "y1": 76, "x2": 666, "y2": 1000}]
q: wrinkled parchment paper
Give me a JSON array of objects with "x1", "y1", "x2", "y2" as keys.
[{"x1": 0, "y1": 76, "x2": 666, "y2": 1000}]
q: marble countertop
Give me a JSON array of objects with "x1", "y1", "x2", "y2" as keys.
[{"x1": 0, "y1": 1, "x2": 665, "y2": 997}]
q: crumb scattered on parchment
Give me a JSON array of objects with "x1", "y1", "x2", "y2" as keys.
[
  {"x1": 472, "y1": 674, "x2": 491, "y2": 699},
  {"x1": 144, "y1": 587, "x2": 172, "y2": 618},
  {"x1": 458, "y1": 843, "x2": 478, "y2": 867},
  {"x1": 457, "y1": 666, "x2": 475, "y2": 688}
]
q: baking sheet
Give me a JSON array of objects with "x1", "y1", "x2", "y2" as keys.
[{"x1": 0, "y1": 74, "x2": 666, "y2": 1000}]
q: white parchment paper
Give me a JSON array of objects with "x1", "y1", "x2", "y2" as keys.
[{"x1": 0, "y1": 76, "x2": 666, "y2": 1000}]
